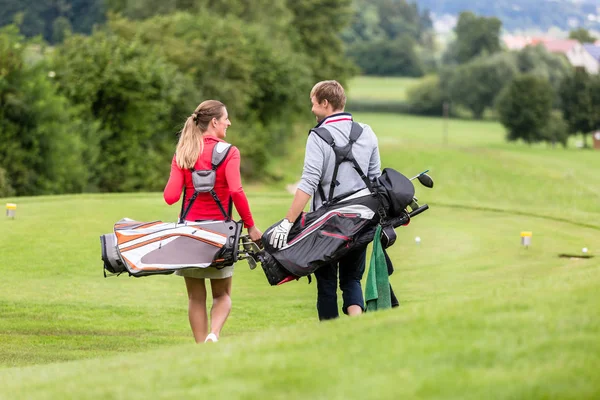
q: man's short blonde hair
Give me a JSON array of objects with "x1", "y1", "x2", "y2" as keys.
[{"x1": 310, "y1": 80, "x2": 346, "y2": 111}]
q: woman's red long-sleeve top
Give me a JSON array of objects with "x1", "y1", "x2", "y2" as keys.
[{"x1": 163, "y1": 136, "x2": 255, "y2": 228}]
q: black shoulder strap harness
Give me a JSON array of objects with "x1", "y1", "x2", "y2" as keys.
[
  {"x1": 178, "y1": 143, "x2": 234, "y2": 224},
  {"x1": 310, "y1": 122, "x2": 375, "y2": 205}
]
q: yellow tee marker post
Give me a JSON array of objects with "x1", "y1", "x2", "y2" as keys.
[
  {"x1": 6, "y1": 203, "x2": 16, "y2": 219},
  {"x1": 521, "y1": 231, "x2": 532, "y2": 248}
]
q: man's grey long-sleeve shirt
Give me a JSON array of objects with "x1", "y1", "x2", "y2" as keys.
[{"x1": 297, "y1": 113, "x2": 381, "y2": 211}]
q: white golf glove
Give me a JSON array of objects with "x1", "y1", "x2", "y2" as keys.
[{"x1": 269, "y1": 219, "x2": 293, "y2": 249}]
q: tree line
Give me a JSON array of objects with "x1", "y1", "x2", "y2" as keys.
[
  {"x1": 1, "y1": 0, "x2": 436, "y2": 78},
  {"x1": 0, "y1": 0, "x2": 355, "y2": 197},
  {"x1": 2, "y1": 1, "x2": 599, "y2": 197},
  {"x1": 405, "y1": 11, "x2": 600, "y2": 147},
  {"x1": 414, "y1": 0, "x2": 600, "y2": 32}
]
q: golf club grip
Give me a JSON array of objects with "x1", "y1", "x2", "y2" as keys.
[
  {"x1": 409, "y1": 204, "x2": 429, "y2": 218},
  {"x1": 387, "y1": 205, "x2": 428, "y2": 228},
  {"x1": 388, "y1": 213, "x2": 409, "y2": 228}
]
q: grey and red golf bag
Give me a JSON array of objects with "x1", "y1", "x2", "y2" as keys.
[{"x1": 259, "y1": 121, "x2": 422, "y2": 285}]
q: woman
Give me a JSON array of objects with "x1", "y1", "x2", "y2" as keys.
[{"x1": 164, "y1": 100, "x2": 262, "y2": 343}]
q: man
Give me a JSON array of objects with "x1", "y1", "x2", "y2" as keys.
[{"x1": 269, "y1": 80, "x2": 381, "y2": 320}]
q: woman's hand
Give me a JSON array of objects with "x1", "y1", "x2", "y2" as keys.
[{"x1": 248, "y1": 225, "x2": 263, "y2": 246}]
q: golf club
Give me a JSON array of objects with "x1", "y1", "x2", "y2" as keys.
[{"x1": 409, "y1": 169, "x2": 434, "y2": 188}]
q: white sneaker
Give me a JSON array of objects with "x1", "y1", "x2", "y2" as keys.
[{"x1": 204, "y1": 333, "x2": 218, "y2": 343}]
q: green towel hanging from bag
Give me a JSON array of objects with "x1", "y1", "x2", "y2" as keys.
[{"x1": 365, "y1": 225, "x2": 392, "y2": 311}]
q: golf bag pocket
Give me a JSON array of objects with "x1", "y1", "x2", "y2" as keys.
[
  {"x1": 259, "y1": 251, "x2": 295, "y2": 286},
  {"x1": 100, "y1": 233, "x2": 127, "y2": 275},
  {"x1": 262, "y1": 194, "x2": 378, "y2": 281}
]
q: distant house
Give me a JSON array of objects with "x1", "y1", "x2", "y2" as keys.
[
  {"x1": 532, "y1": 38, "x2": 599, "y2": 74},
  {"x1": 502, "y1": 35, "x2": 600, "y2": 74},
  {"x1": 502, "y1": 35, "x2": 533, "y2": 50},
  {"x1": 583, "y1": 43, "x2": 600, "y2": 65}
]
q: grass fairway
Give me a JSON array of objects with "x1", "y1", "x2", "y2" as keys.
[
  {"x1": 348, "y1": 76, "x2": 423, "y2": 101},
  {"x1": 1, "y1": 113, "x2": 599, "y2": 399}
]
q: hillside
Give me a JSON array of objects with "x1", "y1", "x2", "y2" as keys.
[
  {"x1": 416, "y1": 0, "x2": 600, "y2": 33},
  {"x1": 1, "y1": 112, "x2": 599, "y2": 399}
]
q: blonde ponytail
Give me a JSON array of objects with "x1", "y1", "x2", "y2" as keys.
[
  {"x1": 175, "y1": 117, "x2": 204, "y2": 169},
  {"x1": 175, "y1": 100, "x2": 226, "y2": 169}
]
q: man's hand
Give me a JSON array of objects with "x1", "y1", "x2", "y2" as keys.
[{"x1": 269, "y1": 219, "x2": 293, "y2": 249}]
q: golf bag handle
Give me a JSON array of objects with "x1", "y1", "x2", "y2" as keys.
[
  {"x1": 387, "y1": 204, "x2": 429, "y2": 228},
  {"x1": 409, "y1": 204, "x2": 429, "y2": 218}
]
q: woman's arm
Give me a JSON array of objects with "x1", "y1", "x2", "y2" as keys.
[
  {"x1": 164, "y1": 154, "x2": 185, "y2": 205},
  {"x1": 224, "y1": 148, "x2": 255, "y2": 228}
]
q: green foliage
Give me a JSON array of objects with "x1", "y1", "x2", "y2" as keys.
[
  {"x1": 108, "y1": 12, "x2": 313, "y2": 178},
  {"x1": 343, "y1": 0, "x2": 433, "y2": 46},
  {"x1": 448, "y1": 11, "x2": 502, "y2": 65},
  {"x1": 0, "y1": 167, "x2": 14, "y2": 197},
  {"x1": 496, "y1": 74, "x2": 555, "y2": 144},
  {"x1": 445, "y1": 52, "x2": 518, "y2": 119},
  {"x1": 590, "y1": 75, "x2": 600, "y2": 133},
  {"x1": 51, "y1": 29, "x2": 194, "y2": 192},
  {"x1": 406, "y1": 75, "x2": 445, "y2": 116},
  {"x1": 1, "y1": 1, "x2": 356, "y2": 193},
  {"x1": 287, "y1": 0, "x2": 356, "y2": 84},
  {"x1": 51, "y1": 16, "x2": 72, "y2": 44},
  {"x1": 106, "y1": 0, "x2": 294, "y2": 33},
  {"x1": 0, "y1": 25, "x2": 95, "y2": 195},
  {"x1": 349, "y1": 35, "x2": 425, "y2": 77},
  {"x1": 515, "y1": 45, "x2": 572, "y2": 105},
  {"x1": 569, "y1": 28, "x2": 598, "y2": 43},
  {"x1": 540, "y1": 110, "x2": 569, "y2": 148},
  {"x1": 0, "y1": 0, "x2": 105, "y2": 43},
  {"x1": 559, "y1": 68, "x2": 596, "y2": 144},
  {"x1": 342, "y1": 0, "x2": 384, "y2": 44},
  {"x1": 344, "y1": 0, "x2": 434, "y2": 77}
]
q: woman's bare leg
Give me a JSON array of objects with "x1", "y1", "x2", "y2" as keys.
[
  {"x1": 209, "y1": 277, "x2": 232, "y2": 339},
  {"x1": 184, "y1": 277, "x2": 208, "y2": 343}
]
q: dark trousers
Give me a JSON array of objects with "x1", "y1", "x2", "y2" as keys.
[{"x1": 314, "y1": 246, "x2": 367, "y2": 321}]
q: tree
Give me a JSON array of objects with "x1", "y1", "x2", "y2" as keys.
[
  {"x1": 0, "y1": 167, "x2": 13, "y2": 197},
  {"x1": 569, "y1": 28, "x2": 597, "y2": 44},
  {"x1": 445, "y1": 52, "x2": 518, "y2": 119},
  {"x1": 344, "y1": 0, "x2": 433, "y2": 46},
  {"x1": 51, "y1": 29, "x2": 195, "y2": 192},
  {"x1": 496, "y1": 74, "x2": 555, "y2": 144},
  {"x1": 516, "y1": 44, "x2": 572, "y2": 105},
  {"x1": 348, "y1": 34, "x2": 424, "y2": 77},
  {"x1": 343, "y1": 0, "x2": 435, "y2": 76},
  {"x1": 106, "y1": 0, "x2": 294, "y2": 32},
  {"x1": 52, "y1": 16, "x2": 72, "y2": 43},
  {"x1": 406, "y1": 75, "x2": 444, "y2": 116},
  {"x1": 0, "y1": 25, "x2": 95, "y2": 195},
  {"x1": 0, "y1": 0, "x2": 105, "y2": 43},
  {"x1": 559, "y1": 67, "x2": 595, "y2": 147},
  {"x1": 342, "y1": 0, "x2": 384, "y2": 45},
  {"x1": 108, "y1": 0, "x2": 349, "y2": 104},
  {"x1": 589, "y1": 74, "x2": 600, "y2": 134},
  {"x1": 449, "y1": 11, "x2": 502, "y2": 64},
  {"x1": 540, "y1": 111, "x2": 569, "y2": 148},
  {"x1": 287, "y1": 0, "x2": 357, "y2": 84},
  {"x1": 108, "y1": 12, "x2": 313, "y2": 178}
]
